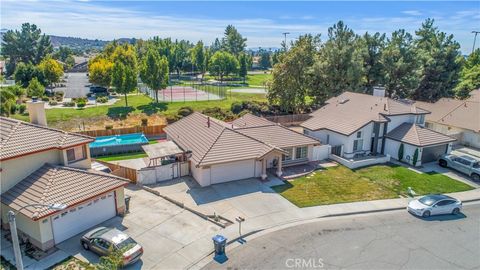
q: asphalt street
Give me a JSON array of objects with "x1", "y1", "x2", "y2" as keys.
[
  {"x1": 56, "y1": 72, "x2": 90, "y2": 98},
  {"x1": 204, "y1": 203, "x2": 480, "y2": 270}
]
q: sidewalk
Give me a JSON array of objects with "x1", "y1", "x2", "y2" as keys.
[{"x1": 187, "y1": 188, "x2": 480, "y2": 269}]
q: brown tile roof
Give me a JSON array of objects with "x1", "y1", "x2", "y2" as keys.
[
  {"x1": 385, "y1": 123, "x2": 456, "y2": 147},
  {"x1": 164, "y1": 112, "x2": 283, "y2": 166},
  {"x1": 232, "y1": 114, "x2": 320, "y2": 148},
  {"x1": 301, "y1": 92, "x2": 429, "y2": 135},
  {"x1": 0, "y1": 117, "x2": 94, "y2": 161},
  {"x1": 414, "y1": 90, "x2": 480, "y2": 132},
  {"x1": 0, "y1": 164, "x2": 128, "y2": 220}
]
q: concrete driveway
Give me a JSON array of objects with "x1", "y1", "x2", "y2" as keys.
[{"x1": 56, "y1": 185, "x2": 220, "y2": 269}]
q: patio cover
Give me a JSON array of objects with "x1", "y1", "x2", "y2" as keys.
[{"x1": 142, "y1": 141, "x2": 184, "y2": 159}]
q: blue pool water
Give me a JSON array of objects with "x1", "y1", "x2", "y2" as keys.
[{"x1": 89, "y1": 133, "x2": 149, "y2": 148}]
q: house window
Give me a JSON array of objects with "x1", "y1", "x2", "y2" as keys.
[
  {"x1": 326, "y1": 134, "x2": 330, "y2": 144},
  {"x1": 353, "y1": 139, "x2": 363, "y2": 151},
  {"x1": 282, "y1": 148, "x2": 293, "y2": 161},
  {"x1": 295, "y1": 146, "x2": 308, "y2": 159},
  {"x1": 356, "y1": 131, "x2": 362, "y2": 138},
  {"x1": 416, "y1": 115, "x2": 425, "y2": 124},
  {"x1": 66, "y1": 145, "x2": 86, "y2": 163}
]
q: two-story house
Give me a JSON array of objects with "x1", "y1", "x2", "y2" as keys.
[
  {"x1": 301, "y1": 91, "x2": 456, "y2": 167},
  {"x1": 0, "y1": 101, "x2": 128, "y2": 251}
]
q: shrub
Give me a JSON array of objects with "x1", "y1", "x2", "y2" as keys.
[
  {"x1": 77, "y1": 101, "x2": 86, "y2": 108},
  {"x1": 177, "y1": 106, "x2": 193, "y2": 117},
  {"x1": 95, "y1": 92, "x2": 108, "y2": 97},
  {"x1": 231, "y1": 102, "x2": 243, "y2": 114},
  {"x1": 10, "y1": 105, "x2": 17, "y2": 115},
  {"x1": 166, "y1": 114, "x2": 180, "y2": 124},
  {"x1": 110, "y1": 92, "x2": 117, "y2": 96},
  {"x1": 141, "y1": 118, "x2": 148, "y2": 126},
  {"x1": 41, "y1": 96, "x2": 50, "y2": 102},
  {"x1": 17, "y1": 104, "x2": 26, "y2": 114},
  {"x1": 96, "y1": 96, "x2": 109, "y2": 103},
  {"x1": 63, "y1": 101, "x2": 75, "y2": 107},
  {"x1": 105, "y1": 125, "x2": 113, "y2": 130},
  {"x1": 55, "y1": 96, "x2": 63, "y2": 102},
  {"x1": 398, "y1": 144, "x2": 404, "y2": 161},
  {"x1": 48, "y1": 100, "x2": 58, "y2": 106},
  {"x1": 54, "y1": 91, "x2": 64, "y2": 97}
]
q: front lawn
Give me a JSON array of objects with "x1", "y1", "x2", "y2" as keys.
[{"x1": 272, "y1": 164, "x2": 473, "y2": 207}]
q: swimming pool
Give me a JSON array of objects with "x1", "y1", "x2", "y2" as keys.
[{"x1": 89, "y1": 133, "x2": 149, "y2": 156}]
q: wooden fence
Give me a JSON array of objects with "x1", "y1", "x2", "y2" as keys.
[
  {"x1": 264, "y1": 114, "x2": 312, "y2": 126},
  {"x1": 94, "y1": 159, "x2": 138, "y2": 183},
  {"x1": 76, "y1": 124, "x2": 166, "y2": 138}
]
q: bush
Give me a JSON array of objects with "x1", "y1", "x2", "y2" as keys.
[
  {"x1": 96, "y1": 96, "x2": 109, "y2": 103},
  {"x1": 95, "y1": 92, "x2": 108, "y2": 97},
  {"x1": 202, "y1": 107, "x2": 235, "y2": 121},
  {"x1": 77, "y1": 101, "x2": 86, "y2": 108},
  {"x1": 54, "y1": 91, "x2": 64, "y2": 97},
  {"x1": 17, "y1": 104, "x2": 26, "y2": 114},
  {"x1": 166, "y1": 114, "x2": 180, "y2": 124},
  {"x1": 48, "y1": 101, "x2": 58, "y2": 106},
  {"x1": 231, "y1": 102, "x2": 243, "y2": 114},
  {"x1": 10, "y1": 105, "x2": 17, "y2": 115},
  {"x1": 73, "y1": 97, "x2": 87, "y2": 103},
  {"x1": 177, "y1": 106, "x2": 193, "y2": 117},
  {"x1": 105, "y1": 125, "x2": 113, "y2": 130},
  {"x1": 141, "y1": 118, "x2": 148, "y2": 126},
  {"x1": 63, "y1": 101, "x2": 75, "y2": 107},
  {"x1": 110, "y1": 92, "x2": 117, "y2": 96},
  {"x1": 41, "y1": 96, "x2": 50, "y2": 102},
  {"x1": 55, "y1": 96, "x2": 63, "y2": 102}
]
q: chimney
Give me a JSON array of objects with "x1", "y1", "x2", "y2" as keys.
[
  {"x1": 207, "y1": 117, "x2": 210, "y2": 128},
  {"x1": 373, "y1": 86, "x2": 386, "y2": 97},
  {"x1": 27, "y1": 98, "x2": 47, "y2": 126}
]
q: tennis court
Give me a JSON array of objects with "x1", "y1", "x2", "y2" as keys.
[{"x1": 139, "y1": 84, "x2": 226, "y2": 102}]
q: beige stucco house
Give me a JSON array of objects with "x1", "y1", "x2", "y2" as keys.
[{"x1": 0, "y1": 108, "x2": 128, "y2": 251}]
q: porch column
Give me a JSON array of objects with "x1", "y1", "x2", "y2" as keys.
[
  {"x1": 276, "y1": 155, "x2": 283, "y2": 177},
  {"x1": 261, "y1": 159, "x2": 267, "y2": 180}
]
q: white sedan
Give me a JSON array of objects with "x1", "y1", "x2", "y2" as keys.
[{"x1": 407, "y1": 194, "x2": 462, "y2": 218}]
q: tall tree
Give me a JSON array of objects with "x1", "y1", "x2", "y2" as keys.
[
  {"x1": 0, "y1": 86, "x2": 17, "y2": 116},
  {"x1": 455, "y1": 49, "x2": 480, "y2": 99},
  {"x1": 208, "y1": 51, "x2": 239, "y2": 83},
  {"x1": 222, "y1": 25, "x2": 247, "y2": 56},
  {"x1": 310, "y1": 21, "x2": 364, "y2": 100},
  {"x1": 140, "y1": 48, "x2": 169, "y2": 103},
  {"x1": 258, "y1": 49, "x2": 272, "y2": 70},
  {"x1": 27, "y1": 77, "x2": 45, "y2": 98},
  {"x1": 239, "y1": 53, "x2": 248, "y2": 83},
  {"x1": 381, "y1": 30, "x2": 420, "y2": 98},
  {"x1": 38, "y1": 57, "x2": 64, "y2": 88},
  {"x1": 361, "y1": 32, "x2": 386, "y2": 91},
  {"x1": 210, "y1": 38, "x2": 222, "y2": 54},
  {"x1": 1, "y1": 23, "x2": 52, "y2": 75},
  {"x1": 413, "y1": 19, "x2": 462, "y2": 101},
  {"x1": 191, "y1": 41, "x2": 206, "y2": 78},
  {"x1": 14, "y1": 62, "x2": 45, "y2": 87},
  {"x1": 268, "y1": 34, "x2": 319, "y2": 112},
  {"x1": 111, "y1": 44, "x2": 138, "y2": 107},
  {"x1": 88, "y1": 57, "x2": 114, "y2": 87}
]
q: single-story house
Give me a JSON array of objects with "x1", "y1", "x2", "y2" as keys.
[
  {"x1": 0, "y1": 102, "x2": 129, "y2": 251},
  {"x1": 164, "y1": 112, "x2": 320, "y2": 186},
  {"x1": 414, "y1": 89, "x2": 480, "y2": 148},
  {"x1": 301, "y1": 91, "x2": 456, "y2": 167}
]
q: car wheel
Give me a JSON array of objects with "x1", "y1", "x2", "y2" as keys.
[
  {"x1": 471, "y1": 173, "x2": 480, "y2": 182},
  {"x1": 439, "y1": 160, "x2": 447, "y2": 168},
  {"x1": 82, "y1": 241, "x2": 90, "y2": 250},
  {"x1": 422, "y1": 210, "x2": 431, "y2": 218},
  {"x1": 452, "y1": 208, "x2": 460, "y2": 215}
]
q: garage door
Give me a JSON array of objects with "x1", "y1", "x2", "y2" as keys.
[
  {"x1": 210, "y1": 160, "x2": 255, "y2": 185},
  {"x1": 52, "y1": 192, "x2": 116, "y2": 244},
  {"x1": 422, "y1": 144, "x2": 448, "y2": 163}
]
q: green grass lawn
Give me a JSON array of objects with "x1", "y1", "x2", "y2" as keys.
[
  {"x1": 94, "y1": 139, "x2": 158, "y2": 162},
  {"x1": 246, "y1": 73, "x2": 272, "y2": 87},
  {"x1": 11, "y1": 92, "x2": 266, "y2": 129},
  {"x1": 272, "y1": 164, "x2": 473, "y2": 207}
]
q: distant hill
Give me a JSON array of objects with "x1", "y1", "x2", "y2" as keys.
[{"x1": 49, "y1": 35, "x2": 108, "y2": 50}]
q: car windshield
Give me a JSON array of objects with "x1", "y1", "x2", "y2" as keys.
[
  {"x1": 116, "y1": 237, "x2": 137, "y2": 250},
  {"x1": 92, "y1": 228, "x2": 111, "y2": 238},
  {"x1": 418, "y1": 196, "x2": 439, "y2": 206}
]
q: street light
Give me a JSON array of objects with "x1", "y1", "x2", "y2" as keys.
[
  {"x1": 8, "y1": 203, "x2": 67, "y2": 270},
  {"x1": 472, "y1": 31, "x2": 480, "y2": 53},
  {"x1": 282, "y1": 32, "x2": 290, "y2": 50}
]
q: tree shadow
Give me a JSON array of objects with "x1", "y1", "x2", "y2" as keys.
[
  {"x1": 107, "y1": 106, "x2": 134, "y2": 119},
  {"x1": 137, "y1": 102, "x2": 168, "y2": 115}
]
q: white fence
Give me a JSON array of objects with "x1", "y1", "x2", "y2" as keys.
[
  {"x1": 329, "y1": 154, "x2": 391, "y2": 169},
  {"x1": 137, "y1": 162, "x2": 189, "y2": 185},
  {"x1": 312, "y1": 145, "x2": 331, "y2": 161}
]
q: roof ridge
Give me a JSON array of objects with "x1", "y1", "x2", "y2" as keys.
[
  {"x1": 437, "y1": 100, "x2": 469, "y2": 122},
  {"x1": 35, "y1": 164, "x2": 57, "y2": 218},
  {"x1": 196, "y1": 127, "x2": 227, "y2": 166},
  {"x1": 276, "y1": 124, "x2": 321, "y2": 143},
  {"x1": 411, "y1": 123, "x2": 421, "y2": 145},
  {"x1": 228, "y1": 126, "x2": 282, "y2": 153}
]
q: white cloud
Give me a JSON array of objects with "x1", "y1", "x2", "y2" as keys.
[{"x1": 402, "y1": 10, "x2": 422, "y2": 16}]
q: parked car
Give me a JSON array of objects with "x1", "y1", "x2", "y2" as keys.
[
  {"x1": 438, "y1": 154, "x2": 480, "y2": 182},
  {"x1": 407, "y1": 194, "x2": 462, "y2": 217},
  {"x1": 90, "y1": 86, "x2": 108, "y2": 94},
  {"x1": 81, "y1": 227, "x2": 143, "y2": 266}
]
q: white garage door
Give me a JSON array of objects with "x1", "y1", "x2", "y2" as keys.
[
  {"x1": 210, "y1": 160, "x2": 255, "y2": 185},
  {"x1": 52, "y1": 192, "x2": 116, "y2": 244}
]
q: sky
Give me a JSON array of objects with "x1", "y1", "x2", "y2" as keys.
[{"x1": 1, "y1": 1, "x2": 479, "y2": 53}]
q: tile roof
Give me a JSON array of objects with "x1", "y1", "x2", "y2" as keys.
[
  {"x1": 414, "y1": 90, "x2": 480, "y2": 132},
  {"x1": 385, "y1": 123, "x2": 456, "y2": 147},
  {"x1": 1, "y1": 164, "x2": 128, "y2": 220},
  {"x1": 164, "y1": 112, "x2": 282, "y2": 166},
  {"x1": 0, "y1": 117, "x2": 94, "y2": 161},
  {"x1": 301, "y1": 92, "x2": 429, "y2": 135},
  {"x1": 232, "y1": 114, "x2": 320, "y2": 148}
]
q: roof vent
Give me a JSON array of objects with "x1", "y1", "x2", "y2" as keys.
[{"x1": 339, "y1": 98, "x2": 350, "y2": 104}]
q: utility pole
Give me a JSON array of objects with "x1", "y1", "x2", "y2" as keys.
[
  {"x1": 282, "y1": 32, "x2": 290, "y2": 51},
  {"x1": 472, "y1": 31, "x2": 480, "y2": 53}
]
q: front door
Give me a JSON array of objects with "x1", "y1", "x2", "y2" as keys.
[{"x1": 370, "y1": 137, "x2": 375, "y2": 153}]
